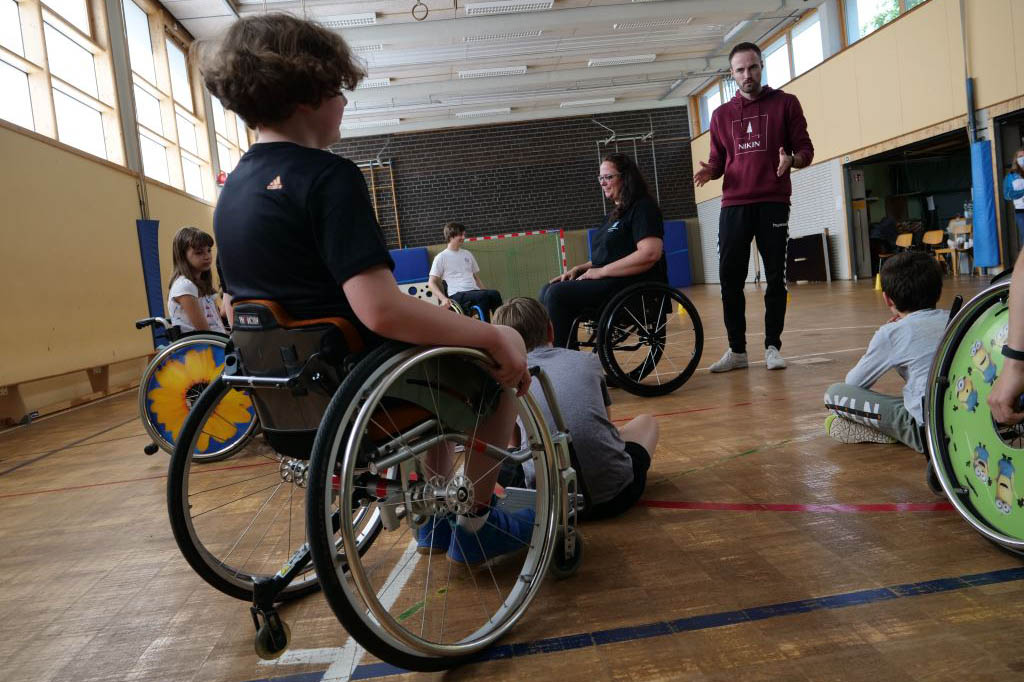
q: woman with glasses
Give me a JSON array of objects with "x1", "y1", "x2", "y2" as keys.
[{"x1": 540, "y1": 152, "x2": 667, "y2": 348}]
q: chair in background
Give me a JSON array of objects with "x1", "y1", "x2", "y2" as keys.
[
  {"x1": 922, "y1": 229, "x2": 952, "y2": 273},
  {"x1": 878, "y1": 232, "x2": 913, "y2": 273},
  {"x1": 948, "y1": 220, "x2": 974, "y2": 277}
]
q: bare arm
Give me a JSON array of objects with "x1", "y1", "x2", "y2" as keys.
[
  {"x1": 989, "y1": 250, "x2": 1024, "y2": 423},
  {"x1": 473, "y1": 273, "x2": 485, "y2": 289},
  {"x1": 427, "y1": 275, "x2": 450, "y2": 307},
  {"x1": 579, "y1": 237, "x2": 663, "y2": 280},
  {"x1": 344, "y1": 266, "x2": 529, "y2": 393},
  {"x1": 174, "y1": 295, "x2": 210, "y2": 331}
]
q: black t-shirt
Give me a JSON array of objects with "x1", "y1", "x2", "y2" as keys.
[
  {"x1": 214, "y1": 142, "x2": 394, "y2": 324},
  {"x1": 590, "y1": 195, "x2": 667, "y2": 280}
]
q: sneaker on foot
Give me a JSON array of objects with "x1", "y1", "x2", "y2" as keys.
[
  {"x1": 709, "y1": 349, "x2": 748, "y2": 373},
  {"x1": 765, "y1": 346, "x2": 787, "y2": 370},
  {"x1": 448, "y1": 507, "x2": 535, "y2": 566},
  {"x1": 416, "y1": 515, "x2": 453, "y2": 555},
  {"x1": 825, "y1": 414, "x2": 897, "y2": 444}
]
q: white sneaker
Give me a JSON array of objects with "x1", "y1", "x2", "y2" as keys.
[
  {"x1": 765, "y1": 346, "x2": 787, "y2": 370},
  {"x1": 825, "y1": 414, "x2": 897, "y2": 444},
  {"x1": 709, "y1": 349, "x2": 748, "y2": 373}
]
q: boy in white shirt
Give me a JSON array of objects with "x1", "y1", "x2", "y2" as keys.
[{"x1": 428, "y1": 222, "x2": 503, "y2": 321}]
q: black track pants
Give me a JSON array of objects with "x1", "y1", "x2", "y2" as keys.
[
  {"x1": 451, "y1": 289, "x2": 503, "y2": 321},
  {"x1": 539, "y1": 277, "x2": 645, "y2": 348},
  {"x1": 718, "y1": 202, "x2": 790, "y2": 354}
]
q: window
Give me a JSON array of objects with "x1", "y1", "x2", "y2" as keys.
[
  {"x1": 844, "y1": 0, "x2": 926, "y2": 44},
  {"x1": 134, "y1": 84, "x2": 162, "y2": 133},
  {"x1": 45, "y1": 0, "x2": 91, "y2": 36},
  {"x1": 139, "y1": 131, "x2": 169, "y2": 183},
  {"x1": 763, "y1": 37, "x2": 791, "y2": 89},
  {"x1": 699, "y1": 86, "x2": 722, "y2": 134},
  {"x1": 791, "y1": 15, "x2": 823, "y2": 76},
  {"x1": 166, "y1": 39, "x2": 193, "y2": 111},
  {"x1": 123, "y1": 0, "x2": 155, "y2": 84},
  {"x1": 0, "y1": 59, "x2": 33, "y2": 129},
  {"x1": 1, "y1": 0, "x2": 24, "y2": 55},
  {"x1": 53, "y1": 87, "x2": 106, "y2": 158},
  {"x1": 181, "y1": 154, "x2": 203, "y2": 197},
  {"x1": 44, "y1": 22, "x2": 98, "y2": 97},
  {"x1": 176, "y1": 113, "x2": 197, "y2": 154},
  {"x1": 210, "y1": 95, "x2": 228, "y2": 137}
]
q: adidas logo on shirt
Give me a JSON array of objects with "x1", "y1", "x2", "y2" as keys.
[{"x1": 266, "y1": 176, "x2": 283, "y2": 190}]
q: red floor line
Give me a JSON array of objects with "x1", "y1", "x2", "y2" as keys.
[
  {"x1": 638, "y1": 499, "x2": 955, "y2": 513},
  {"x1": 0, "y1": 460, "x2": 277, "y2": 499}
]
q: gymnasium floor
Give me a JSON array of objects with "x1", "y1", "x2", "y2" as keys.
[{"x1": 3, "y1": 276, "x2": 1021, "y2": 682}]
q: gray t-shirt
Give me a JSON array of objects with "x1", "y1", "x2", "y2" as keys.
[
  {"x1": 526, "y1": 346, "x2": 634, "y2": 504},
  {"x1": 845, "y1": 308, "x2": 948, "y2": 423}
]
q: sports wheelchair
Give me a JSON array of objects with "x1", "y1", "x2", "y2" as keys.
[
  {"x1": 135, "y1": 317, "x2": 257, "y2": 461},
  {"x1": 168, "y1": 300, "x2": 583, "y2": 670},
  {"x1": 924, "y1": 274, "x2": 1024, "y2": 555},
  {"x1": 568, "y1": 281, "x2": 703, "y2": 397}
]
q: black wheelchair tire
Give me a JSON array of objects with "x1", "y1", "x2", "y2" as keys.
[{"x1": 597, "y1": 282, "x2": 703, "y2": 397}]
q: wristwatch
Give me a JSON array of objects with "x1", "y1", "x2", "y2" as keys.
[{"x1": 1002, "y1": 344, "x2": 1024, "y2": 361}]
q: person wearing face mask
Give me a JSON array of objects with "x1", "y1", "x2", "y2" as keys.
[
  {"x1": 1003, "y1": 148, "x2": 1024, "y2": 246},
  {"x1": 693, "y1": 42, "x2": 814, "y2": 373},
  {"x1": 540, "y1": 152, "x2": 667, "y2": 349}
]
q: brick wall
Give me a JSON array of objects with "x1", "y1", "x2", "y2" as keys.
[{"x1": 328, "y1": 107, "x2": 695, "y2": 249}]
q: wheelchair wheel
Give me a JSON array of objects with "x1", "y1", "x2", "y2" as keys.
[
  {"x1": 139, "y1": 333, "x2": 258, "y2": 461},
  {"x1": 597, "y1": 282, "x2": 703, "y2": 397},
  {"x1": 168, "y1": 377, "x2": 383, "y2": 601},
  {"x1": 307, "y1": 343, "x2": 562, "y2": 671},
  {"x1": 925, "y1": 280, "x2": 1024, "y2": 554}
]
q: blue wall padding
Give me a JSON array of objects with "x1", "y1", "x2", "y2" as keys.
[
  {"x1": 971, "y1": 141, "x2": 999, "y2": 267},
  {"x1": 663, "y1": 219, "x2": 687, "y2": 252},
  {"x1": 390, "y1": 247, "x2": 430, "y2": 284},
  {"x1": 136, "y1": 219, "x2": 166, "y2": 348}
]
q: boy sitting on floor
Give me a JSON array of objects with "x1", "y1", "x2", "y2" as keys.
[
  {"x1": 493, "y1": 297, "x2": 658, "y2": 519},
  {"x1": 428, "y1": 222, "x2": 503, "y2": 321},
  {"x1": 824, "y1": 251, "x2": 947, "y2": 452}
]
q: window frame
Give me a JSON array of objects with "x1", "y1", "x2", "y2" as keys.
[{"x1": 842, "y1": 0, "x2": 930, "y2": 45}]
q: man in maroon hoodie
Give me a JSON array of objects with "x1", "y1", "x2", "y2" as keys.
[{"x1": 694, "y1": 42, "x2": 814, "y2": 373}]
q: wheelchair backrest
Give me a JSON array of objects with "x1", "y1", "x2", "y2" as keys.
[{"x1": 229, "y1": 300, "x2": 364, "y2": 457}]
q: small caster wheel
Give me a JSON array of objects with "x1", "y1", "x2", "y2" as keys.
[
  {"x1": 143, "y1": 442, "x2": 159, "y2": 455},
  {"x1": 549, "y1": 530, "x2": 584, "y2": 580},
  {"x1": 925, "y1": 461, "x2": 944, "y2": 497},
  {"x1": 254, "y1": 619, "x2": 291, "y2": 660}
]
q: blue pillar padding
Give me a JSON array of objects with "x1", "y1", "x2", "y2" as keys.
[
  {"x1": 664, "y1": 220, "x2": 691, "y2": 288},
  {"x1": 136, "y1": 219, "x2": 166, "y2": 348},
  {"x1": 390, "y1": 247, "x2": 430, "y2": 284},
  {"x1": 971, "y1": 141, "x2": 999, "y2": 267}
]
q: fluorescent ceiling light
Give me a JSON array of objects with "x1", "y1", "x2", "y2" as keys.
[
  {"x1": 464, "y1": 0, "x2": 553, "y2": 16},
  {"x1": 458, "y1": 65, "x2": 528, "y2": 78},
  {"x1": 614, "y1": 17, "x2": 692, "y2": 30},
  {"x1": 319, "y1": 13, "x2": 377, "y2": 28},
  {"x1": 343, "y1": 118, "x2": 400, "y2": 128},
  {"x1": 456, "y1": 107, "x2": 512, "y2": 118},
  {"x1": 464, "y1": 30, "x2": 543, "y2": 42},
  {"x1": 358, "y1": 78, "x2": 391, "y2": 89},
  {"x1": 587, "y1": 54, "x2": 657, "y2": 67},
  {"x1": 560, "y1": 97, "x2": 616, "y2": 108},
  {"x1": 351, "y1": 43, "x2": 384, "y2": 53},
  {"x1": 723, "y1": 20, "x2": 750, "y2": 42}
]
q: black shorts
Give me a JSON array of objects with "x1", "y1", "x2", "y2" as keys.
[{"x1": 582, "y1": 441, "x2": 651, "y2": 521}]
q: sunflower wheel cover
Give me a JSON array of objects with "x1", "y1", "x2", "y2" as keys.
[{"x1": 139, "y1": 335, "x2": 256, "y2": 459}]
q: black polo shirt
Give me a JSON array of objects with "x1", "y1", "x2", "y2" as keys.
[
  {"x1": 214, "y1": 142, "x2": 394, "y2": 325},
  {"x1": 590, "y1": 195, "x2": 667, "y2": 280}
]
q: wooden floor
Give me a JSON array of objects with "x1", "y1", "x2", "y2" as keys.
[{"x1": 3, "y1": 276, "x2": 1022, "y2": 682}]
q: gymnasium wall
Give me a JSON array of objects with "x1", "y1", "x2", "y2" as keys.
[
  {"x1": 689, "y1": 0, "x2": 1024, "y2": 279},
  {"x1": 0, "y1": 121, "x2": 215, "y2": 413},
  {"x1": 329, "y1": 107, "x2": 697, "y2": 248}
]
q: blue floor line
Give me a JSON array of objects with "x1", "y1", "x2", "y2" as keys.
[{"x1": 251, "y1": 565, "x2": 1024, "y2": 682}]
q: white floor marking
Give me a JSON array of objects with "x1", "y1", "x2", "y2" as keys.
[{"x1": 259, "y1": 539, "x2": 422, "y2": 682}]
